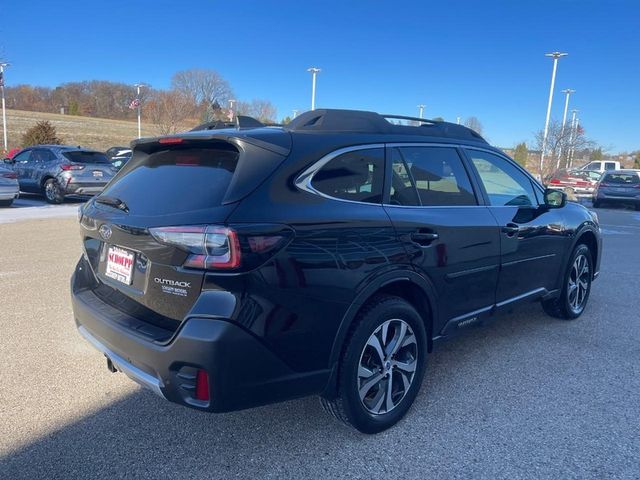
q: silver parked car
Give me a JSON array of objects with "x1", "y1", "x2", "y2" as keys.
[
  {"x1": 4, "y1": 145, "x2": 115, "y2": 204},
  {"x1": 592, "y1": 169, "x2": 640, "y2": 210},
  {"x1": 0, "y1": 165, "x2": 19, "y2": 207}
]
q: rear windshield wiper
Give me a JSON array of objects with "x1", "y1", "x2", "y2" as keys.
[{"x1": 95, "y1": 195, "x2": 129, "y2": 213}]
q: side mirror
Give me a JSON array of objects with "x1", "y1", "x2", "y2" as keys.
[
  {"x1": 3, "y1": 158, "x2": 14, "y2": 164},
  {"x1": 543, "y1": 188, "x2": 566, "y2": 208}
]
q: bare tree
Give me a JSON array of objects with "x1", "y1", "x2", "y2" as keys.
[
  {"x1": 463, "y1": 116, "x2": 483, "y2": 135},
  {"x1": 534, "y1": 119, "x2": 594, "y2": 178},
  {"x1": 171, "y1": 69, "x2": 233, "y2": 121},
  {"x1": 236, "y1": 99, "x2": 277, "y2": 123},
  {"x1": 145, "y1": 90, "x2": 196, "y2": 135}
]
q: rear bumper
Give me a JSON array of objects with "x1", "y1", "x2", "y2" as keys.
[
  {"x1": 594, "y1": 192, "x2": 640, "y2": 202},
  {"x1": 0, "y1": 183, "x2": 19, "y2": 200},
  {"x1": 71, "y1": 259, "x2": 328, "y2": 412},
  {"x1": 65, "y1": 182, "x2": 107, "y2": 196}
]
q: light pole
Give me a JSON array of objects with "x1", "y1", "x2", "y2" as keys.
[
  {"x1": 417, "y1": 104, "x2": 425, "y2": 119},
  {"x1": 0, "y1": 62, "x2": 9, "y2": 153},
  {"x1": 307, "y1": 67, "x2": 321, "y2": 111},
  {"x1": 557, "y1": 88, "x2": 575, "y2": 168},
  {"x1": 540, "y1": 52, "x2": 568, "y2": 174},
  {"x1": 456, "y1": 116, "x2": 461, "y2": 125},
  {"x1": 567, "y1": 110, "x2": 579, "y2": 168},
  {"x1": 133, "y1": 83, "x2": 147, "y2": 139},
  {"x1": 292, "y1": 109, "x2": 299, "y2": 119}
]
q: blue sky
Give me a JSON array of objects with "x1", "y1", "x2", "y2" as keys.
[{"x1": 1, "y1": 0, "x2": 638, "y2": 152}]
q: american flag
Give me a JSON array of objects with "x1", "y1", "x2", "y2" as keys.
[{"x1": 128, "y1": 98, "x2": 140, "y2": 110}]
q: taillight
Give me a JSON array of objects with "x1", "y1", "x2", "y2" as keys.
[
  {"x1": 149, "y1": 224, "x2": 294, "y2": 272},
  {"x1": 1, "y1": 171, "x2": 17, "y2": 179},
  {"x1": 61, "y1": 164, "x2": 85, "y2": 171},
  {"x1": 549, "y1": 179, "x2": 561, "y2": 185},
  {"x1": 150, "y1": 225, "x2": 240, "y2": 270}
]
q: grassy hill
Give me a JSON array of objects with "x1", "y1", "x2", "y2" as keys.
[{"x1": 3, "y1": 109, "x2": 163, "y2": 152}]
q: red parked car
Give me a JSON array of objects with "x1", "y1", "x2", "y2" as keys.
[{"x1": 545, "y1": 169, "x2": 602, "y2": 197}]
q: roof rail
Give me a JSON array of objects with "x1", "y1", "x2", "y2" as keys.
[
  {"x1": 190, "y1": 115, "x2": 265, "y2": 132},
  {"x1": 285, "y1": 109, "x2": 487, "y2": 143}
]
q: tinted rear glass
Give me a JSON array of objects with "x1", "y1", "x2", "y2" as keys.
[
  {"x1": 63, "y1": 151, "x2": 111, "y2": 164},
  {"x1": 101, "y1": 147, "x2": 239, "y2": 215},
  {"x1": 603, "y1": 173, "x2": 640, "y2": 185}
]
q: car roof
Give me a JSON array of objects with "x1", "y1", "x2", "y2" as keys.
[{"x1": 25, "y1": 145, "x2": 103, "y2": 153}]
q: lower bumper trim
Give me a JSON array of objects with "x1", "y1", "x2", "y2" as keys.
[{"x1": 78, "y1": 325, "x2": 166, "y2": 398}]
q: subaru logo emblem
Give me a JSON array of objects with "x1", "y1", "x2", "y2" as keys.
[{"x1": 99, "y1": 224, "x2": 112, "y2": 240}]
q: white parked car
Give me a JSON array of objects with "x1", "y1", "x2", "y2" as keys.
[
  {"x1": 0, "y1": 164, "x2": 19, "y2": 207},
  {"x1": 579, "y1": 160, "x2": 621, "y2": 173}
]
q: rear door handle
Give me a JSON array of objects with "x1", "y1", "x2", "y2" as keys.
[
  {"x1": 501, "y1": 223, "x2": 520, "y2": 237},
  {"x1": 410, "y1": 231, "x2": 439, "y2": 246}
]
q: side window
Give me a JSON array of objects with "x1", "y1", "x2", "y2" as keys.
[
  {"x1": 311, "y1": 148, "x2": 384, "y2": 204},
  {"x1": 604, "y1": 162, "x2": 616, "y2": 171},
  {"x1": 32, "y1": 150, "x2": 48, "y2": 162},
  {"x1": 465, "y1": 149, "x2": 537, "y2": 206},
  {"x1": 13, "y1": 150, "x2": 32, "y2": 163},
  {"x1": 389, "y1": 146, "x2": 476, "y2": 206}
]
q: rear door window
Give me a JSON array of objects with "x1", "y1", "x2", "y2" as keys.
[
  {"x1": 389, "y1": 146, "x2": 476, "y2": 206},
  {"x1": 63, "y1": 151, "x2": 111, "y2": 164},
  {"x1": 604, "y1": 162, "x2": 617, "y2": 171},
  {"x1": 311, "y1": 148, "x2": 384, "y2": 204},
  {"x1": 101, "y1": 146, "x2": 239, "y2": 215}
]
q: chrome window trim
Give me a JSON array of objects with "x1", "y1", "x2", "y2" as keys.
[
  {"x1": 294, "y1": 141, "x2": 537, "y2": 208},
  {"x1": 294, "y1": 144, "x2": 385, "y2": 206}
]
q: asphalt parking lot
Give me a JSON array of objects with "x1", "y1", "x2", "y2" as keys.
[{"x1": 1, "y1": 201, "x2": 639, "y2": 479}]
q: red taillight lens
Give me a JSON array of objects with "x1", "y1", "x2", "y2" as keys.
[
  {"x1": 549, "y1": 179, "x2": 561, "y2": 185},
  {"x1": 195, "y1": 369, "x2": 210, "y2": 401},
  {"x1": 61, "y1": 164, "x2": 85, "y2": 171},
  {"x1": 158, "y1": 137, "x2": 184, "y2": 144},
  {"x1": 1, "y1": 171, "x2": 17, "y2": 179},
  {"x1": 149, "y1": 225, "x2": 241, "y2": 270}
]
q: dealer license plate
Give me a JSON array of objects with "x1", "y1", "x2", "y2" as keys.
[{"x1": 105, "y1": 246, "x2": 135, "y2": 285}]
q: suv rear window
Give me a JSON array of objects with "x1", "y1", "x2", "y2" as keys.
[
  {"x1": 63, "y1": 151, "x2": 111, "y2": 164},
  {"x1": 101, "y1": 146, "x2": 239, "y2": 215},
  {"x1": 603, "y1": 173, "x2": 640, "y2": 184}
]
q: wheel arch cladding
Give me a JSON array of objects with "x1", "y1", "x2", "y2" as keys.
[
  {"x1": 575, "y1": 228, "x2": 598, "y2": 271},
  {"x1": 322, "y1": 273, "x2": 435, "y2": 398}
]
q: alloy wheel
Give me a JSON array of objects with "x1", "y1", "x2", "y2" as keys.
[
  {"x1": 45, "y1": 181, "x2": 59, "y2": 201},
  {"x1": 357, "y1": 319, "x2": 418, "y2": 415},
  {"x1": 568, "y1": 253, "x2": 590, "y2": 314}
]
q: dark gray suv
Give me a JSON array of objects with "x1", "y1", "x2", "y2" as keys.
[{"x1": 5, "y1": 145, "x2": 115, "y2": 204}]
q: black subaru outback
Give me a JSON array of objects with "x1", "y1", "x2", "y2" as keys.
[{"x1": 71, "y1": 109, "x2": 601, "y2": 433}]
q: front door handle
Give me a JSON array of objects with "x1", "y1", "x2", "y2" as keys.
[
  {"x1": 410, "y1": 231, "x2": 439, "y2": 246},
  {"x1": 501, "y1": 223, "x2": 520, "y2": 237}
]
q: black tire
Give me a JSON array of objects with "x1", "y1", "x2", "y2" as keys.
[
  {"x1": 320, "y1": 295, "x2": 428, "y2": 434},
  {"x1": 0, "y1": 199, "x2": 13, "y2": 207},
  {"x1": 592, "y1": 199, "x2": 601, "y2": 208},
  {"x1": 43, "y1": 178, "x2": 64, "y2": 204},
  {"x1": 635, "y1": 203, "x2": 640, "y2": 211},
  {"x1": 542, "y1": 244, "x2": 593, "y2": 320}
]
